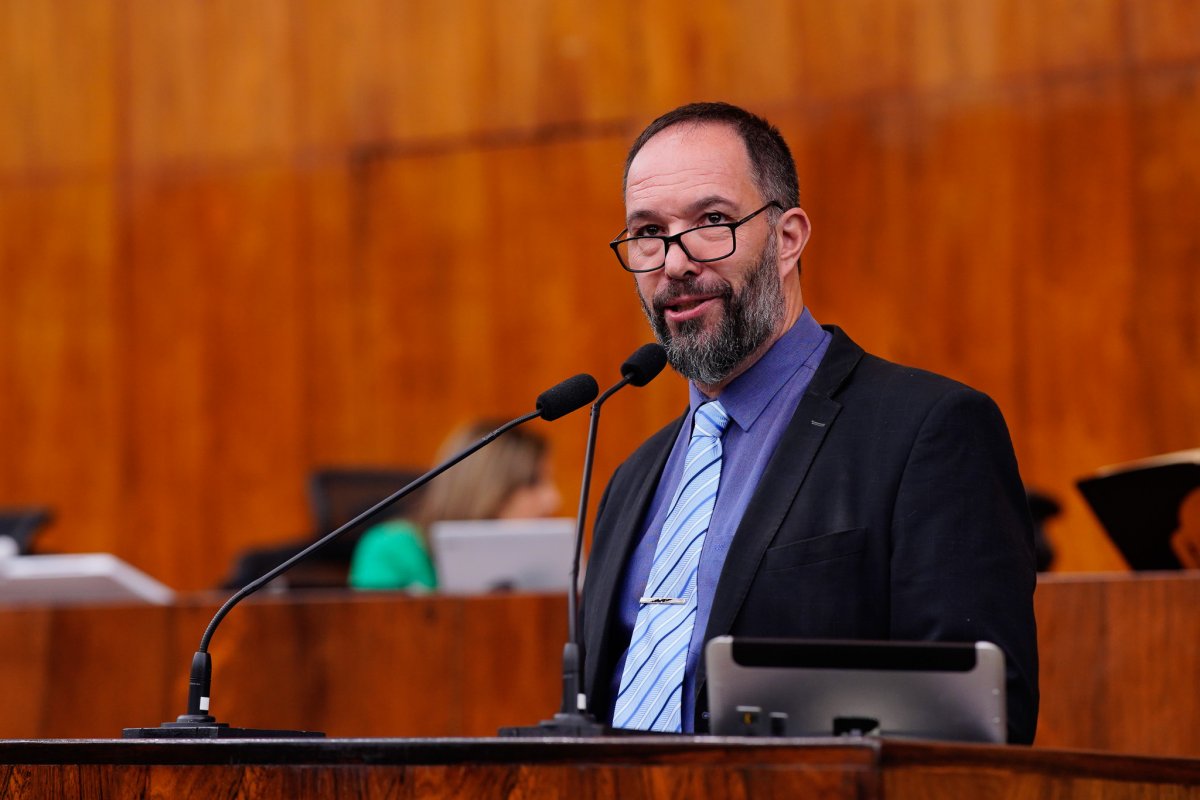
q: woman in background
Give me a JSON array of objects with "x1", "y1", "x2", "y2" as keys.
[{"x1": 348, "y1": 420, "x2": 560, "y2": 591}]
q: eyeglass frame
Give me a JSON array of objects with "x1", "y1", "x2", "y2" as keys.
[{"x1": 608, "y1": 201, "x2": 784, "y2": 273}]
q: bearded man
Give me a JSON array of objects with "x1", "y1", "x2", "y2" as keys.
[{"x1": 581, "y1": 102, "x2": 1039, "y2": 744}]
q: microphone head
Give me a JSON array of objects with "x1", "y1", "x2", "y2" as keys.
[
  {"x1": 621, "y1": 343, "x2": 668, "y2": 387},
  {"x1": 536, "y1": 373, "x2": 600, "y2": 421}
]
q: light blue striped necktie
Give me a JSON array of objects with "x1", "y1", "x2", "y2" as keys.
[{"x1": 613, "y1": 399, "x2": 730, "y2": 732}]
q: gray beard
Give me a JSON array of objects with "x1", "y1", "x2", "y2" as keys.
[{"x1": 638, "y1": 235, "x2": 785, "y2": 386}]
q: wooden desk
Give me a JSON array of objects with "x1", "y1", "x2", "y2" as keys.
[
  {"x1": 1, "y1": 738, "x2": 1198, "y2": 799},
  {"x1": 1034, "y1": 572, "x2": 1200, "y2": 756},
  {"x1": 1, "y1": 572, "x2": 1198, "y2": 755}
]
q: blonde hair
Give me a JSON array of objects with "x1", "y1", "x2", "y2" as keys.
[{"x1": 411, "y1": 419, "x2": 549, "y2": 529}]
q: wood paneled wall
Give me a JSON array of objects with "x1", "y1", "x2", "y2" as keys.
[{"x1": 1, "y1": 1, "x2": 1198, "y2": 589}]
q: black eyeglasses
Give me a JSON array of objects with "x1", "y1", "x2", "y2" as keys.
[{"x1": 609, "y1": 202, "x2": 782, "y2": 273}]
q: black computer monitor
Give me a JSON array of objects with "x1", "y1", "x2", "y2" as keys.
[{"x1": 0, "y1": 506, "x2": 52, "y2": 554}]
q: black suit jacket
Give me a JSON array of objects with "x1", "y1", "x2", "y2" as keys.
[{"x1": 582, "y1": 326, "x2": 1039, "y2": 743}]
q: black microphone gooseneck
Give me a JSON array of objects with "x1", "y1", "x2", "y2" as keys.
[
  {"x1": 123, "y1": 372, "x2": 600, "y2": 739},
  {"x1": 501, "y1": 343, "x2": 667, "y2": 737}
]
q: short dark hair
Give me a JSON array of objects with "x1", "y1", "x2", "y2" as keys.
[{"x1": 622, "y1": 102, "x2": 800, "y2": 212}]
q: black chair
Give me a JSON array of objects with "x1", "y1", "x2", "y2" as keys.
[
  {"x1": 1027, "y1": 488, "x2": 1060, "y2": 572},
  {"x1": 307, "y1": 467, "x2": 424, "y2": 562},
  {"x1": 220, "y1": 467, "x2": 421, "y2": 590},
  {"x1": 0, "y1": 507, "x2": 53, "y2": 554}
]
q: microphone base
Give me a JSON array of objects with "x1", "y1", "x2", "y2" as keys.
[
  {"x1": 122, "y1": 716, "x2": 324, "y2": 739},
  {"x1": 498, "y1": 711, "x2": 629, "y2": 738}
]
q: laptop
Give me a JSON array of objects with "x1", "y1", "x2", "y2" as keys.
[
  {"x1": 705, "y1": 637, "x2": 1006, "y2": 742},
  {"x1": 429, "y1": 517, "x2": 576, "y2": 595},
  {"x1": 0, "y1": 553, "x2": 175, "y2": 606}
]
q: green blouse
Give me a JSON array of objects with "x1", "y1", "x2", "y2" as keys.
[{"x1": 347, "y1": 519, "x2": 437, "y2": 591}]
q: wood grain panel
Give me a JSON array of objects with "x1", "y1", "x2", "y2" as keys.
[
  {"x1": 6, "y1": 739, "x2": 1200, "y2": 800},
  {"x1": 458, "y1": 593, "x2": 567, "y2": 734},
  {"x1": 0, "y1": 604, "x2": 174, "y2": 739},
  {"x1": 292, "y1": 0, "x2": 636, "y2": 152},
  {"x1": 796, "y1": 88, "x2": 1028, "y2": 409},
  {"x1": 294, "y1": 166, "x2": 364, "y2": 464},
  {"x1": 1033, "y1": 577, "x2": 1116, "y2": 750},
  {"x1": 620, "y1": 0, "x2": 806, "y2": 115},
  {"x1": 1017, "y1": 75, "x2": 1138, "y2": 571},
  {"x1": 885, "y1": 759, "x2": 1200, "y2": 800},
  {"x1": 0, "y1": 741, "x2": 883, "y2": 800},
  {"x1": 356, "y1": 147, "x2": 493, "y2": 461},
  {"x1": 3, "y1": 574, "x2": 1200, "y2": 750},
  {"x1": 791, "y1": 0, "x2": 912, "y2": 101},
  {"x1": 121, "y1": 168, "x2": 309, "y2": 586},
  {"x1": 0, "y1": 0, "x2": 117, "y2": 174},
  {"x1": 174, "y1": 594, "x2": 465, "y2": 736},
  {"x1": 0, "y1": 179, "x2": 122, "y2": 558},
  {"x1": 123, "y1": 0, "x2": 296, "y2": 166},
  {"x1": 0, "y1": 607, "x2": 53, "y2": 736},
  {"x1": 1129, "y1": 0, "x2": 1200, "y2": 65},
  {"x1": 355, "y1": 134, "x2": 686, "y2": 528},
  {"x1": 1034, "y1": 574, "x2": 1200, "y2": 756},
  {"x1": 1, "y1": 0, "x2": 1199, "y2": 589},
  {"x1": 1102, "y1": 577, "x2": 1200, "y2": 756},
  {"x1": 905, "y1": 0, "x2": 1125, "y2": 90},
  {"x1": 786, "y1": 0, "x2": 1126, "y2": 102},
  {"x1": 35, "y1": 605, "x2": 176, "y2": 739},
  {"x1": 1130, "y1": 68, "x2": 1200, "y2": 455}
]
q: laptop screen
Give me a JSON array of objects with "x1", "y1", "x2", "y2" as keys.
[{"x1": 429, "y1": 517, "x2": 575, "y2": 595}]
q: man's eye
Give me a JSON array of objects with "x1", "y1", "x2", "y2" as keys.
[
  {"x1": 704, "y1": 212, "x2": 727, "y2": 225},
  {"x1": 635, "y1": 225, "x2": 662, "y2": 237}
]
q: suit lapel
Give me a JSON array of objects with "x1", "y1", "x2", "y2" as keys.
[{"x1": 696, "y1": 327, "x2": 863, "y2": 690}]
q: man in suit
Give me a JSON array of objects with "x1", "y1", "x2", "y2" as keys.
[{"x1": 582, "y1": 102, "x2": 1039, "y2": 743}]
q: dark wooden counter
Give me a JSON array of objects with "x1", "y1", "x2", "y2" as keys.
[
  {"x1": 1, "y1": 738, "x2": 1198, "y2": 799},
  {"x1": 2, "y1": 572, "x2": 1198, "y2": 756}
]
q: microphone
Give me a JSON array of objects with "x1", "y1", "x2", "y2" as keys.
[
  {"x1": 501, "y1": 343, "x2": 667, "y2": 737},
  {"x1": 620, "y1": 343, "x2": 669, "y2": 388},
  {"x1": 123, "y1": 372, "x2": 599, "y2": 739},
  {"x1": 537, "y1": 373, "x2": 602, "y2": 421}
]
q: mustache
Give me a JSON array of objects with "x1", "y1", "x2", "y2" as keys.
[{"x1": 651, "y1": 276, "x2": 734, "y2": 314}]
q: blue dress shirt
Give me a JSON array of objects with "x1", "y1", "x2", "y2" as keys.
[{"x1": 609, "y1": 308, "x2": 831, "y2": 731}]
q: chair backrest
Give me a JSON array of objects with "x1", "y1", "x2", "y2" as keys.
[
  {"x1": 1026, "y1": 488, "x2": 1060, "y2": 572},
  {"x1": 0, "y1": 507, "x2": 53, "y2": 555},
  {"x1": 307, "y1": 467, "x2": 424, "y2": 559}
]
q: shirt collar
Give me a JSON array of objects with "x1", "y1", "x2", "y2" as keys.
[{"x1": 688, "y1": 307, "x2": 825, "y2": 433}]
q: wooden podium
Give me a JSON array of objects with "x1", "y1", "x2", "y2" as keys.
[
  {"x1": 2, "y1": 737, "x2": 1199, "y2": 799},
  {"x1": 3, "y1": 564, "x2": 1200, "y2": 800},
  {"x1": 4, "y1": 573, "x2": 1200, "y2": 755}
]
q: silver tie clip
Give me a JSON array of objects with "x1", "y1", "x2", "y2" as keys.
[{"x1": 639, "y1": 596, "x2": 686, "y2": 605}]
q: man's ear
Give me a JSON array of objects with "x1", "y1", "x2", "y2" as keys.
[{"x1": 777, "y1": 207, "x2": 811, "y2": 278}]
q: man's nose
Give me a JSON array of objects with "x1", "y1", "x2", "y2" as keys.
[{"x1": 662, "y1": 238, "x2": 700, "y2": 280}]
